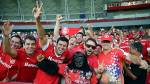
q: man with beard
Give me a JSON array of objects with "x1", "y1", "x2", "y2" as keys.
[
  {"x1": 71, "y1": 38, "x2": 98, "y2": 70},
  {"x1": 33, "y1": 1, "x2": 70, "y2": 84}
]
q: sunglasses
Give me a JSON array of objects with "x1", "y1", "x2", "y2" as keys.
[
  {"x1": 85, "y1": 44, "x2": 96, "y2": 50},
  {"x1": 102, "y1": 40, "x2": 111, "y2": 43}
]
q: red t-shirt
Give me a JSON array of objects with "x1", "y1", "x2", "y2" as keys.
[
  {"x1": 74, "y1": 43, "x2": 84, "y2": 49},
  {"x1": 0, "y1": 51, "x2": 18, "y2": 81},
  {"x1": 139, "y1": 39, "x2": 149, "y2": 60},
  {"x1": 34, "y1": 43, "x2": 70, "y2": 84},
  {"x1": 0, "y1": 53, "x2": 10, "y2": 80},
  {"x1": 0, "y1": 45, "x2": 2, "y2": 52},
  {"x1": 87, "y1": 54, "x2": 98, "y2": 69},
  {"x1": 97, "y1": 48, "x2": 126, "y2": 84},
  {"x1": 35, "y1": 38, "x2": 41, "y2": 49},
  {"x1": 147, "y1": 39, "x2": 150, "y2": 59},
  {"x1": 119, "y1": 40, "x2": 130, "y2": 53},
  {"x1": 58, "y1": 64, "x2": 97, "y2": 84},
  {"x1": 148, "y1": 40, "x2": 150, "y2": 48},
  {"x1": 0, "y1": 46, "x2": 6, "y2": 80},
  {"x1": 15, "y1": 48, "x2": 41, "y2": 82}
]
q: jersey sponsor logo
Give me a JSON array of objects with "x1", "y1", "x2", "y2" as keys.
[
  {"x1": 120, "y1": 46, "x2": 129, "y2": 48},
  {"x1": 24, "y1": 62, "x2": 37, "y2": 68},
  {"x1": 0, "y1": 57, "x2": 12, "y2": 68},
  {"x1": 141, "y1": 43, "x2": 146, "y2": 45},
  {"x1": 48, "y1": 56, "x2": 63, "y2": 63}
]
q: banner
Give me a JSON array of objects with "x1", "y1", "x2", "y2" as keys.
[{"x1": 61, "y1": 27, "x2": 80, "y2": 36}]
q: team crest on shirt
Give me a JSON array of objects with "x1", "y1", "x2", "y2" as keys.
[{"x1": 10, "y1": 59, "x2": 16, "y2": 64}]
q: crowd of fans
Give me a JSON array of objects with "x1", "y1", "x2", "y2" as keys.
[{"x1": 0, "y1": 1, "x2": 150, "y2": 84}]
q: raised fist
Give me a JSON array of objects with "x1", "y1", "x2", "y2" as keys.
[
  {"x1": 2, "y1": 21, "x2": 13, "y2": 36},
  {"x1": 56, "y1": 14, "x2": 63, "y2": 22}
]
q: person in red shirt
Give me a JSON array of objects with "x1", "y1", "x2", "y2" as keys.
[
  {"x1": 66, "y1": 38, "x2": 98, "y2": 84},
  {"x1": 37, "y1": 51, "x2": 97, "y2": 84},
  {"x1": 137, "y1": 38, "x2": 149, "y2": 61},
  {"x1": 75, "y1": 32, "x2": 84, "y2": 45},
  {"x1": 33, "y1": 2, "x2": 70, "y2": 84},
  {"x1": 9, "y1": 35, "x2": 23, "y2": 49},
  {"x1": 0, "y1": 23, "x2": 23, "y2": 82},
  {"x1": 34, "y1": 37, "x2": 70, "y2": 84},
  {"x1": 96, "y1": 34, "x2": 148, "y2": 84},
  {"x1": 147, "y1": 39, "x2": 150, "y2": 57},
  {"x1": 119, "y1": 37, "x2": 134, "y2": 53},
  {"x1": 5, "y1": 35, "x2": 23, "y2": 81},
  {"x1": 2, "y1": 22, "x2": 41, "y2": 82},
  {"x1": 0, "y1": 40, "x2": 2, "y2": 53},
  {"x1": 68, "y1": 36, "x2": 76, "y2": 49},
  {"x1": 0, "y1": 53, "x2": 18, "y2": 82},
  {"x1": 93, "y1": 44, "x2": 102, "y2": 56},
  {"x1": 71, "y1": 38, "x2": 98, "y2": 70}
]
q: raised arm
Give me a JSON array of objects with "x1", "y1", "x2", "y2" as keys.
[
  {"x1": 118, "y1": 29, "x2": 124, "y2": 44},
  {"x1": 2, "y1": 22, "x2": 17, "y2": 58},
  {"x1": 86, "y1": 23, "x2": 94, "y2": 38},
  {"x1": 33, "y1": 1, "x2": 47, "y2": 47},
  {"x1": 122, "y1": 49, "x2": 148, "y2": 69},
  {"x1": 53, "y1": 15, "x2": 63, "y2": 40}
]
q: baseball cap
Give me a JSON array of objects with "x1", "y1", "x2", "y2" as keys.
[{"x1": 101, "y1": 34, "x2": 113, "y2": 42}]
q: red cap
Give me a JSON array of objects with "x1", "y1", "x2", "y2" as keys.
[
  {"x1": 101, "y1": 34, "x2": 113, "y2": 41},
  {"x1": 70, "y1": 47, "x2": 85, "y2": 58}
]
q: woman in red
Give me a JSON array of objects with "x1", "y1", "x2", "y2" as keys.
[{"x1": 37, "y1": 51, "x2": 97, "y2": 84}]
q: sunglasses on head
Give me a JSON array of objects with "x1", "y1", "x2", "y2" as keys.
[{"x1": 85, "y1": 44, "x2": 96, "y2": 50}]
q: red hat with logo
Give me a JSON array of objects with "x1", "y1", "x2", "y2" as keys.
[{"x1": 101, "y1": 34, "x2": 113, "y2": 41}]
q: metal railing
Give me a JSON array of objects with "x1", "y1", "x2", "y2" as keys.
[{"x1": 0, "y1": 12, "x2": 105, "y2": 22}]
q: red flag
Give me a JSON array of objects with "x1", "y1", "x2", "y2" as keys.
[{"x1": 61, "y1": 27, "x2": 80, "y2": 36}]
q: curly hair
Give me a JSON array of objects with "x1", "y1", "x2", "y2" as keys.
[{"x1": 68, "y1": 51, "x2": 91, "y2": 72}]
